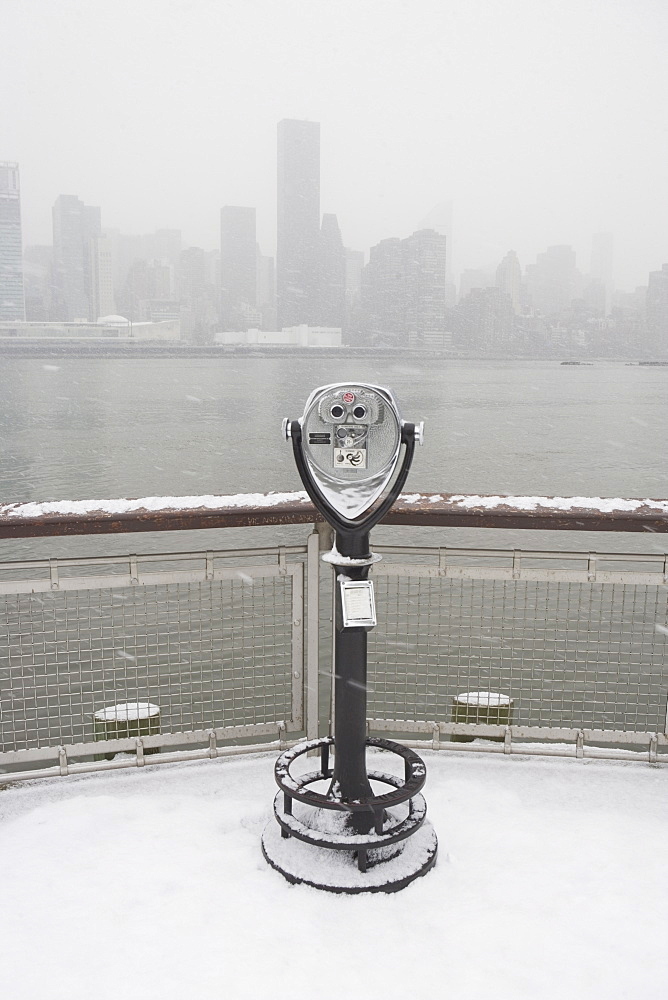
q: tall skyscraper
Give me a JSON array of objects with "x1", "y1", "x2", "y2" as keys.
[
  {"x1": 52, "y1": 194, "x2": 101, "y2": 320},
  {"x1": 590, "y1": 232, "x2": 614, "y2": 315},
  {"x1": 257, "y1": 251, "x2": 276, "y2": 329},
  {"x1": 525, "y1": 245, "x2": 580, "y2": 317},
  {"x1": 277, "y1": 118, "x2": 320, "y2": 327},
  {"x1": 361, "y1": 229, "x2": 447, "y2": 343},
  {"x1": 220, "y1": 206, "x2": 257, "y2": 329},
  {"x1": 362, "y1": 237, "x2": 405, "y2": 339},
  {"x1": 317, "y1": 213, "x2": 345, "y2": 327},
  {"x1": 418, "y1": 202, "x2": 453, "y2": 279},
  {"x1": 89, "y1": 233, "x2": 115, "y2": 319},
  {"x1": 403, "y1": 229, "x2": 447, "y2": 333},
  {"x1": 496, "y1": 250, "x2": 522, "y2": 314},
  {"x1": 0, "y1": 162, "x2": 26, "y2": 321}
]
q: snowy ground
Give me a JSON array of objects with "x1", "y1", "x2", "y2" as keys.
[{"x1": 1, "y1": 749, "x2": 666, "y2": 1000}]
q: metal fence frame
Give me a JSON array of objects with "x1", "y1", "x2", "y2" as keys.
[
  {"x1": 0, "y1": 537, "x2": 323, "y2": 782},
  {"x1": 1, "y1": 492, "x2": 667, "y2": 780},
  {"x1": 366, "y1": 545, "x2": 668, "y2": 762}
]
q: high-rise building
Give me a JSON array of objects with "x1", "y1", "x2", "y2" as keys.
[
  {"x1": 362, "y1": 237, "x2": 405, "y2": 340},
  {"x1": 220, "y1": 206, "x2": 257, "y2": 329},
  {"x1": 525, "y1": 245, "x2": 580, "y2": 317},
  {"x1": 277, "y1": 118, "x2": 320, "y2": 327},
  {"x1": 0, "y1": 162, "x2": 26, "y2": 321},
  {"x1": 317, "y1": 213, "x2": 345, "y2": 327},
  {"x1": 179, "y1": 246, "x2": 218, "y2": 342},
  {"x1": 23, "y1": 245, "x2": 52, "y2": 320},
  {"x1": 89, "y1": 233, "x2": 115, "y2": 319},
  {"x1": 646, "y1": 264, "x2": 668, "y2": 354},
  {"x1": 496, "y1": 250, "x2": 522, "y2": 314},
  {"x1": 257, "y1": 251, "x2": 276, "y2": 330},
  {"x1": 590, "y1": 233, "x2": 614, "y2": 315},
  {"x1": 418, "y1": 202, "x2": 453, "y2": 278},
  {"x1": 456, "y1": 286, "x2": 514, "y2": 349},
  {"x1": 403, "y1": 229, "x2": 447, "y2": 334},
  {"x1": 361, "y1": 229, "x2": 447, "y2": 343},
  {"x1": 345, "y1": 250, "x2": 364, "y2": 305},
  {"x1": 52, "y1": 194, "x2": 101, "y2": 320}
]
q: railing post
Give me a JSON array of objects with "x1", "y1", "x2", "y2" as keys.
[{"x1": 306, "y1": 526, "x2": 323, "y2": 741}]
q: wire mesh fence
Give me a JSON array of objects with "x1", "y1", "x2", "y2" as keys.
[
  {"x1": 1, "y1": 540, "x2": 667, "y2": 775},
  {"x1": 0, "y1": 549, "x2": 305, "y2": 755},
  {"x1": 368, "y1": 549, "x2": 668, "y2": 737}
]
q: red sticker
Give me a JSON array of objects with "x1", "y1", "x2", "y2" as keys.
[{"x1": 342, "y1": 391, "x2": 355, "y2": 403}]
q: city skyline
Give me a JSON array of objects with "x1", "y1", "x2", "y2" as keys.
[{"x1": 3, "y1": 1, "x2": 668, "y2": 292}]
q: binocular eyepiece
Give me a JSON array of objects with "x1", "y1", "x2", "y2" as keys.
[{"x1": 282, "y1": 382, "x2": 423, "y2": 521}]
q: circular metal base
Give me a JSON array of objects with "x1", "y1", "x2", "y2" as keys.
[{"x1": 261, "y1": 819, "x2": 438, "y2": 894}]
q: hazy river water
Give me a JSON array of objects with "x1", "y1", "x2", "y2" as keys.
[{"x1": 0, "y1": 355, "x2": 666, "y2": 558}]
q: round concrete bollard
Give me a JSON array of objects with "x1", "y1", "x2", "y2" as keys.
[
  {"x1": 451, "y1": 691, "x2": 513, "y2": 743},
  {"x1": 93, "y1": 702, "x2": 161, "y2": 761}
]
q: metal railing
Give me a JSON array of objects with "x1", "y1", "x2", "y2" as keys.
[
  {"x1": 367, "y1": 546, "x2": 668, "y2": 759},
  {"x1": 0, "y1": 492, "x2": 667, "y2": 781},
  {"x1": 0, "y1": 542, "x2": 320, "y2": 781}
]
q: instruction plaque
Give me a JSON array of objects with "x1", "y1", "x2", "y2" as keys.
[{"x1": 340, "y1": 579, "x2": 377, "y2": 628}]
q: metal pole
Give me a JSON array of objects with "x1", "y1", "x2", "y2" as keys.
[{"x1": 331, "y1": 529, "x2": 374, "y2": 829}]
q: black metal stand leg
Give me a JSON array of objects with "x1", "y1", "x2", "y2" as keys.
[{"x1": 282, "y1": 793, "x2": 292, "y2": 839}]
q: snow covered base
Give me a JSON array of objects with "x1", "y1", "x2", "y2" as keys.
[
  {"x1": 1, "y1": 750, "x2": 667, "y2": 999},
  {"x1": 261, "y1": 817, "x2": 438, "y2": 893}
]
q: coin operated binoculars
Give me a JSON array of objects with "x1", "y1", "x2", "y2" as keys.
[{"x1": 262, "y1": 384, "x2": 438, "y2": 893}]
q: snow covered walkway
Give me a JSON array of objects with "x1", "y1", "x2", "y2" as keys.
[{"x1": 1, "y1": 749, "x2": 666, "y2": 999}]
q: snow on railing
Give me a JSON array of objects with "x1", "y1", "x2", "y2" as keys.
[{"x1": 1, "y1": 491, "x2": 667, "y2": 538}]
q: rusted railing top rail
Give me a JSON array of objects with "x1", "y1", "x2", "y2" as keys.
[{"x1": 1, "y1": 491, "x2": 667, "y2": 539}]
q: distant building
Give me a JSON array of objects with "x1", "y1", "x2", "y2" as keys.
[
  {"x1": 0, "y1": 162, "x2": 26, "y2": 321},
  {"x1": 118, "y1": 259, "x2": 176, "y2": 321},
  {"x1": 89, "y1": 233, "x2": 115, "y2": 319},
  {"x1": 646, "y1": 264, "x2": 668, "y2": 354},
  {"x1": 456, "y1": 286, "x2": 514, "y2": 349},
  {"x1": 106, "y1": 228, "x2": 181, "y2": 309},
  {"x1": 317, "y1": 213, "x2": 346, "y2": 327},
  {"x1": 179, "y1": 246, "x2": 214, "y2": 340},
  {"x1": 403, "y1": 229, "x2": 447, "y2": 334},
  {"x1": 408, "y1": 330, "x2": 453, "y2": 350},
  {"x1": 257, "y1": 251, "x2": 276, "y2": 329},
  {"x1": 23, "y1": 245, "x2": 52, "y2": 321},
  {"x1": 215, "y1": 324, "x2": 341, "y2": 347},
  {"x1": 418, "y1": 201, "x2": 453, "y2": 279},
  {"x1": 590, "y1": 232, "x2": 613, "y2": 315},
  {"x1": 277, "y1": 119, "x2": 320, "y2": 327},
  {"x1": 220, "y1": 206, "x2": 257, "y2": 329},
  {"x1": 362, "y1": 229, "x2": 447, "y2": 342},
  {"x1": 52, "y1": 195, "x2": 101, "y2": 320},
  {"x1": 362, "y1": 237, "x2": 405, "y2": 339},
  {"x1": 345, "y1": 250, "x2": 364, "y2": 305},
  {"x1": 525, "y1": 245, "x2": 580, "y2": 317},
  {"x1": 495, "y1": 251, "x2": 522, "y2": 314},
  {"x1": 0, "y1": 318, "x2": 180, "y2": 340}
]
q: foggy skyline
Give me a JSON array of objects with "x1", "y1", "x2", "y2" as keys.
[{"x1": 3, "y1": 0, "x2": 668, "y2": 290}]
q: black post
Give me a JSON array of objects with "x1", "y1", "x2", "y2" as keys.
[{"x1": 331, "y1": 530, "x2": 374, "y2": 827}]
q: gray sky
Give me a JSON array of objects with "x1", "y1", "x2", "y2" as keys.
[{"x1": 3, "y1": 0, "x2": 668, "y2": 289}]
